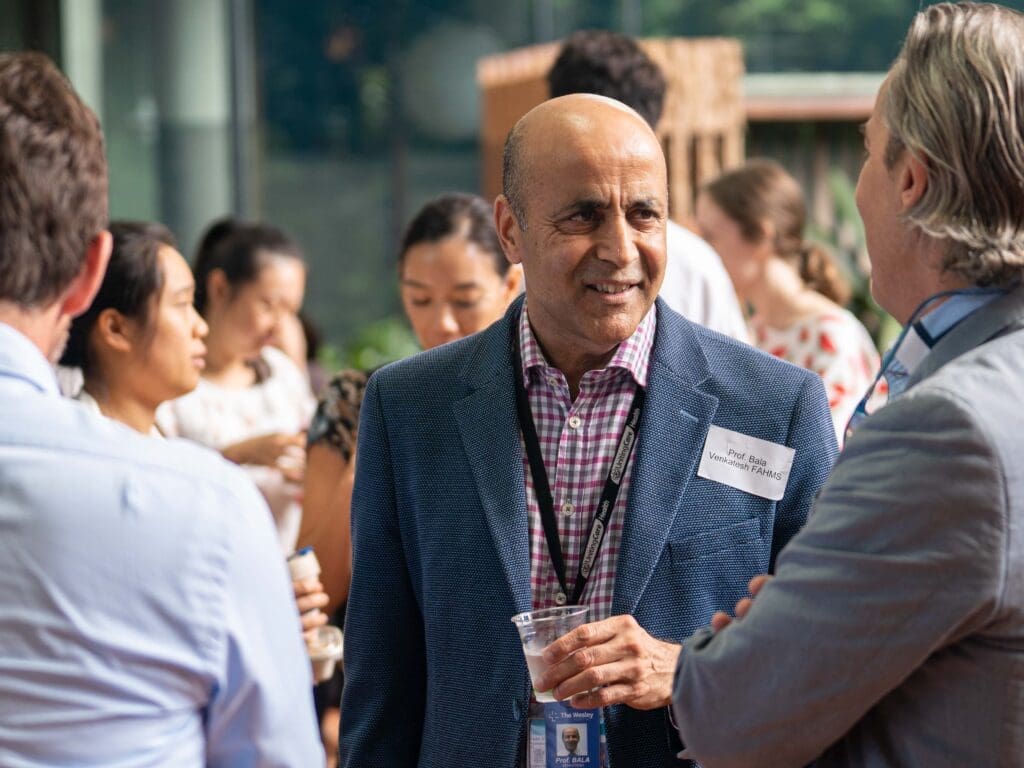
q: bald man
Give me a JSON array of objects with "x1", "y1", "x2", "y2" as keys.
[{"x1": 340, "y1": 95, "x2": 836, "y2": 767}]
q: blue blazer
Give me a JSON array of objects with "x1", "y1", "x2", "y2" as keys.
[{"x1": 341, "y1": 298, "x2": 837, "y2": 767}]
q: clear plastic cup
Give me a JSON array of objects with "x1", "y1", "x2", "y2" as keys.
[
  {"x1": 308, "y1": 625, "x2": 343, "y2": 683},
  {"x1": 511, "y1": 605, "x2": 589, "y2": 703}
]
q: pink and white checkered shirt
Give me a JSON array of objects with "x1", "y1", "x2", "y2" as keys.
[{"x1": 519, "y1": 302, "x2": 657, "y2": 622}]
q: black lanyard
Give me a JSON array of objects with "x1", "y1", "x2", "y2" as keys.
[{"x1": 511, "y1": 318, "x2": 645, "y2": 606}]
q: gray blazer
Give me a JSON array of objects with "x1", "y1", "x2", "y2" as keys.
[{"x1": 672, "y1": 285, "x2": 1024, "y2": 767}]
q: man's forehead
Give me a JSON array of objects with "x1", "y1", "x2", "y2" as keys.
[{"x1": 527, "y1": 143, "x2": 666, "y2": 202}]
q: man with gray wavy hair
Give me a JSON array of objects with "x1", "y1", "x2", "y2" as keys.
[{"x1": 672, "y1": 3, "x2": 1024, "y2": 766}]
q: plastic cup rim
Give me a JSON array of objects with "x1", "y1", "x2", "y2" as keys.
[{"x1": 510, "y1": 604, "x2": 589, "y2": 627}]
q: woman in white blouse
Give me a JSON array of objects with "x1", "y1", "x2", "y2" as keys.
[{"x1": 158, "y1": 218, "x2": 315, "y2": 553}]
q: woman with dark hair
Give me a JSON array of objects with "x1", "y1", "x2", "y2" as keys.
[
  {"x1": 60, "y1": 221, "x2": 208, "y2": 434},
  {"x1": 398, "y1": 192, "x2": 522, "y2": 350},
  {"x1": 158, "y1": 217, "x2": 315, "y2": 552},
  {"x1": 61, "y1": 219, "x2": 328, "y2": 647},
  {"x1": 296, "y1": 193, "x2": 519, "y2": 764},
  {"x1": 696, "y1": 159, "x2": 879, "y2": 442}
]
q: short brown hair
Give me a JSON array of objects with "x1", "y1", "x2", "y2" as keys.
[{"x1": 0, "y1": 52, "x2": 108, "y2": 307}]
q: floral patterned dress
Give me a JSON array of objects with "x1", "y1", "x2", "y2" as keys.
[{"x1": 753, "y1": 308, "x2": 880, "y2": 445}]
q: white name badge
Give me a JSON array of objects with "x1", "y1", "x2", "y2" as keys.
[{"x1": 697, "y1": 425, "x2": 796, "y2": 501}]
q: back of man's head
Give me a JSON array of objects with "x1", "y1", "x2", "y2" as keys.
[
  {"x1": 884, "y1": 1, "x2": 1024, "y2": 287},
  {"x1": 547, "y1": 30, "x2": 666, "y2": 129},
  {"x1": 0, "y1": 52, "x2": 108, "y2": 308}
]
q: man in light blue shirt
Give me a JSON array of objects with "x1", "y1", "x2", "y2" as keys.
[{"x1": 0, "y1": 52, "x2": 322, "y2": 767}]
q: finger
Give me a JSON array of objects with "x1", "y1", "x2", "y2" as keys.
[
  {"x1": 542, "y1": 616, "x2": 628, "y2": 665},
  {"x1": 551, "y1": 656, "x2": 647, "y2": 702},
  {"x1": 734, "y1": 597, "x2": 754, "y2": 620},
  {"x1": 565, "y1": 678, "x2": 650, "y2": 710},
  {"x1": 535, "y1": 637, "x2": 625, "y2": 692},
  {"x1": 710, "y1": 611, "x2": 732, "y2": 631},
  {"x1": 301, "y1": 610, "x2": 329, "y2": 633},
  {"x1": 280, "y1": 465, "x2": 305, "y2": 484},
  {"x1": 293, "y1": 578, "x2": 323, "y2": 597},
  {"x1": 296, "y1": 591, "x2": 329, "y2": 614},
  {"x1": 748, "y1": 574, "x2": 771, "y2": 596}
]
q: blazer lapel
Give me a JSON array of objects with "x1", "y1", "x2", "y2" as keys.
[
  {"x1": 613, "y1": 304, "x2": 720, "y2": 616},
  {"x1": 452, "y1": 302, "x2": 533, "y2": 614}
]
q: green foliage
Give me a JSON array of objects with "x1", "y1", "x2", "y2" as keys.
[{"x1": 319, "y1": 316, "x2": 421, "y2": 374}]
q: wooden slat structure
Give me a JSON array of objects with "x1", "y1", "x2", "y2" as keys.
[{"x1": 477, "y1": 38, "x2": 746, "y2": 225}]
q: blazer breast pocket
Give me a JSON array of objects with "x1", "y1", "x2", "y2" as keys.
[{"x1": 668, "y1": 517, "x2": 762, "y2": 562}]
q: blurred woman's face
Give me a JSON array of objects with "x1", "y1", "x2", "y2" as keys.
[
  {"x1": 695, "y1": 193, "x2": 763, "y2": 298},
  {"x1": 132, "y1": 246, "x2": 208, "y2": 405},
  {"x1": 211, "y1": 255, "x2": 306, "y2": 360},
  {"x1": 400, "y1": 235, "x2": 521, "y2": 350}
]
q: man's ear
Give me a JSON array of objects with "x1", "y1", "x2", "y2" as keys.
[
  {"x1": 494, "y1": 195, "x2": 524, "y2": 266},
  {"x1": 60, "y1": 231, "x2": 112, "y2": 319},
  {"x1": 94, "y1": 307, "x2": 134, "y2": 353},
  {"x1": 898, "y1": 151, "x2": 929, "y2": 211},
  {"x1": 503, "y1": 263, "x2": 524, "y2": 297}
]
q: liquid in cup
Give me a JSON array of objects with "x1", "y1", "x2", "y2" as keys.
[{"x1": 511, "y1": 605, "x2": 589, "y2": 703}]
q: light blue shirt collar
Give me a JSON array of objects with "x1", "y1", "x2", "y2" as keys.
[
  {"x1": 884, "y1": 291, "x2": 1004, "y2": 398},
  {"x1": 916, "y1": 291, "x2": 1002, "y2": 348},
  {"x1": 0, "y1": 322, "x2": 60, "y2": 396}
]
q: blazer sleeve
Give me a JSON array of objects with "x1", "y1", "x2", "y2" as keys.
[
  {"x1": 771, "y1": 373, "x2": 838, "y2": 567},
  {"x1": 340, "y1": 376, "x2": 426, "y2": 767},
  {"x1": 671, "y1": 387, "x2": 1008, "y2": 768}
]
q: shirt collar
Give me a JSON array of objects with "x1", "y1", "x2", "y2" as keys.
[
  {"x1": 518, "y1": 300, "x2": 657, "y2": 389},
  {"x1": 893, "y1": 291, "x2": 1004, "y2": 376},
  {"x1": 0, "y1": 322, "x2": 60, "y2": 396}
]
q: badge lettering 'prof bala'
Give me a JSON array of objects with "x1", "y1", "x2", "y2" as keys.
[{"x1": 697, "y1": 425, "x2": 796, "y2": 501}]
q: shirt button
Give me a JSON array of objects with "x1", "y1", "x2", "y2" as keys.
[
  {"x1": 561, "y1": 501, "x2": 575, "y2": 516},
  {"x1": 547, "y1": 376, "x2": 559, "y2": 387},
  {"x1": 554, "y1": 592, "x2": 568, "y2": 605},
  {"x1": 567, "y1": 415, "x2": 582, "y2": 429}
]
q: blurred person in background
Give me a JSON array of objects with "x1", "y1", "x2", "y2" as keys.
[
  {"x1": 0, "y1": 51, "x2": 322, "y2": 766},
  {"x1": 159, "y1": 218, "x2": 316, "y2": 553},
  {"x1": 696, "y1": 159, "x2": 879, "y2": 441},
  {"x1": 272, "y1": 309, "x2": 330, "y2": 398},
  {"x1": 300, "y1": 192, "x2": 519, "y2": 765},
  {"x1": 548, "y1": 29, "x2": 749, "y2": 342},
  {"x1": 399, "y1": 192, "x2": 522, "y2": 350},
  {"x1": 303, "y1": 192, "x2": 521, "y2": 626},
  {"x1": 60, "y1": 219, "x2": 328, "y2": 641},
  {"x1": 60, "y1": 221, "x2": 207, "y2": 434}
]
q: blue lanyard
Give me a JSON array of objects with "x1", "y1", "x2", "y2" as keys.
[{"x1": 844, "y1": 287, "x2": 1007, "y2": 440}]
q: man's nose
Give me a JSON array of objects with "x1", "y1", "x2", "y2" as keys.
[{"x1": 597, "y1": 215, "x2": 636, "y2": 267}]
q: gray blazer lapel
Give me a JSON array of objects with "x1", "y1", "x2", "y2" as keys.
[
  {"x1": 613, "y1": 303, "x2": 720, "y2": 616},
  {"x1": 910, "y1": 284, "x2": 1024, "y2": 387},
  {"x1": 452, "y1": 303, "x2": 533, "y2": 614}
]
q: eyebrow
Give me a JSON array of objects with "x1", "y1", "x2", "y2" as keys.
[
  {"x1": 169, "y1": 282, "x2": 195, "y2": 295},
  {"x1": 553, "y1": 196, "x2": 664, "y2": 217},
  {"x1": 628, "y1": 197, "x2": 663, "y2": 212},
  {"x1": 402, "y1": 278, "x2": 483, "y2": 291}
]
